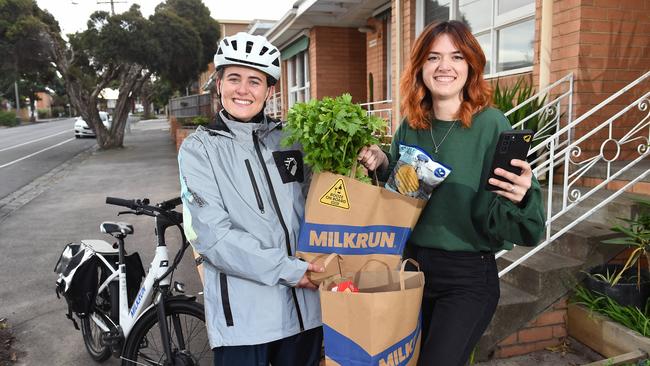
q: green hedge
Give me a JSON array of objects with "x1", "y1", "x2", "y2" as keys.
[
  {"x1": 0, "y1": 110, "x2": 19, "y2": 127},
  {"x1": 178, "y1": 115, "x2": 209, "y2": 127},
  {"x1": 37, "y1": 109, "x2": 51, "y2": 119}
]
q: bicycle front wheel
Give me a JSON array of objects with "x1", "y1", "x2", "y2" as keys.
[{"x1": 121, "y1": 300, "x2": 212, "y2": 366}]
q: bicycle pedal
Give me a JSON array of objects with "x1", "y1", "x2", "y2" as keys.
[{"x1": 101, "y1": 330, "x2": 123, "y2": 346}]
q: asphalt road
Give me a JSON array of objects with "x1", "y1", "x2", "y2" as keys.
[{"x1": 0, "y1": 118, "x2": 95, "y2": 200}]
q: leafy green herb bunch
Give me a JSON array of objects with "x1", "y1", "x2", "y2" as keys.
[{"x1": 282, "y1": 93, "x2": 386, "y2": 182}]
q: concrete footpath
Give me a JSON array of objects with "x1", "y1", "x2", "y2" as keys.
[{"x1": 0, "y1": 119, "x2": 203, "y2": 365}]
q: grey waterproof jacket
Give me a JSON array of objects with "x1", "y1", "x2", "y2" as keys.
[{"x1": 178, "y1": 111, "x2": 321, "y2": 348}]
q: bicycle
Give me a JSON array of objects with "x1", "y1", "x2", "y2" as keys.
[{"x1": 63, "y1": 196, "x2": 212, "y2": 365}]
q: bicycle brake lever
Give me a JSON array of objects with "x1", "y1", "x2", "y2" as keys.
[{"x1": 117, "y1": 210, "x2": 136, "y2": 216}]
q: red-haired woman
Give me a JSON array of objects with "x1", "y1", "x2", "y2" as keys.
[{"x1": 358, "y1": 21, "x2": 545, "y2": 365}]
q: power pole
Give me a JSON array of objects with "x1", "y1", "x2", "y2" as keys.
[
  {"x1": 96, "y1": 0, "x2": 127, "y2": 16},
  {"x1": 14, "y1": 81, "x2": 20, "y2": 113}
]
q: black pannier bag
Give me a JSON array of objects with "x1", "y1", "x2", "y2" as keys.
[
  {"x1": 54, "y1": 243, "x2": 100, "y2": 329},
  {"x1": 55, "y1": 242, "x2": 146, "y2": 329},
  {"x1": 124, "y1": 252, "x2": 145, "y2": 306},
  {"x1": 97, "y1": 252, "x2": 145, "y2": 307}
]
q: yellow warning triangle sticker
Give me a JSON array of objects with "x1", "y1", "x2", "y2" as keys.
[{"x1": 319, "y1": 178, "x2": 350, "y2": 209}]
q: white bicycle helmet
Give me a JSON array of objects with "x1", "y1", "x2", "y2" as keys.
[{"x1": 214, "y1": 32, "x2": 281, "y2": 85}]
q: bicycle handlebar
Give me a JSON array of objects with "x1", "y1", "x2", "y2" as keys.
[
  {"x1": 105, "y1": 197, "x2": 138, "y2": 210},
  {"x1": 105, "y1": 196, "x2": 188, "y2": 286},
  {"x1": 158, "y1": 197, "x2": 182, "y2": 211},
  {"x1": 105, "y1": 196, "x2": 182, "y2": 216}
]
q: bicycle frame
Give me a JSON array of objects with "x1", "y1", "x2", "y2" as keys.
[
  {"x1": 91, "y1": 243, "x2": 171, "y2": 339},
  {"x1": 88, "y1": 198, "x2": 184, "y2": 344}
]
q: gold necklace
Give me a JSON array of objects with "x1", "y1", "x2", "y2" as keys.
[{"x1": 430, "y1": 121, "x2": 457, "y2": 154}]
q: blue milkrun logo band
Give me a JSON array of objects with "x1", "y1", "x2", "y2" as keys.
[
  {"x1": 297, "y1": 222, "x2": 411, "y2": 255},
  {"x1": 323, "y1": 314, "x2": 421, "y2": 366}
]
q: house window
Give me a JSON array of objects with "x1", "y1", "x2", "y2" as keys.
[
  {"x1": 287, "y1": 51, "x2": 310, "y2": 107},
  {"x1": 419, "y1": 0, "x2": 535, "y2": 77}
]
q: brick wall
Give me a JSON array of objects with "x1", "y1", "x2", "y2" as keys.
[
  {"x1": 493, "y1": 297, "x2": 569, "y2": 358},
  {"x1": 309, "y1": 26, "x2": 367, "y2": 103},
  {"x1": 175, "y1": 126, "x2": 195, "y2": 152},
  {"x1": 35, "y1": 92, "x2": 53, "y2": 111},
  {"x1": 388, "y1": 0, "x2": 417, "y2": 130},
  {"x1": 534, "y1": 0, "x2": 650, "y2": 160}
]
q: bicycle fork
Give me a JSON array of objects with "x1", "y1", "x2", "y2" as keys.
[{"x1": 156, "y1": 290, "x2": 175, "y2": 363}]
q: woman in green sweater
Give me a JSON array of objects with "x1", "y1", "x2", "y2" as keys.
[{"x1": 358, "y1": 21, "x2": 545, "y2": 366}]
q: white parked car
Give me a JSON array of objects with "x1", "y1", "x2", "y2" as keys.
[{"x1": 74, "y1": 111, "x2": 111, "y2": 138}]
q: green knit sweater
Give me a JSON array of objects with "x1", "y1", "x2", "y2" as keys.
[{"x1": 382, "y1": 107, "x2": 545, "y2": 252}]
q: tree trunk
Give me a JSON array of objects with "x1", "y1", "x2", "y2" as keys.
[
  {"x1": 143, "y1": 96, "x2": 152, "y2": 118},
  {"x1": 103, "y1": 65, "x2": 149, "y2": 148},
  {"x1": 28, "y1": 91, "x2": 36, "y2": 122}
]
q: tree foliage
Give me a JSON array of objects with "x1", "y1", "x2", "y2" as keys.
[
  {"x1": 37, "y1": 0, "x2": 220, "y2": 148},
  {"x1": 0, "y1": 0, "x2": 60, "y2": 115}
]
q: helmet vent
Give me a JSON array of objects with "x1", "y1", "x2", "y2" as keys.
[
  {"x1": 269, "y1": 49, "x2": 277, "y2": 55},
  {"x1": 231, "y1": 40, "x2": 238, "y2": 51},
  {"x1": 259, "y1": 46, "x2": 269, "y2": 56},
  {"x1": 246, "y1": 41, "x2": 254, "y2": 54},
  {"x1": 223, "y1": 39, "x2": 230, "y2": 46},
  {"x1": 272, "y1": 57, "x2": 279, "y2": 67},
  {"x1": 216, "y1": 47, "x2": 223, "y2": 55}
]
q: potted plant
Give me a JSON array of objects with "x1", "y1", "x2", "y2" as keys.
[{"x1": 584, "y1": 198, "x2": 650, "y2": 310}]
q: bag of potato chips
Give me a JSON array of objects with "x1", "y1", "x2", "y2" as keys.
[{"x1": 385, "y1": 144, "x2": 451, "y2": 200}]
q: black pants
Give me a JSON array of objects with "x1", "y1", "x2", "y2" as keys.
[
  {"x1": 212, "y1": 326, "x2": 323, "y2": 366},
  {"x1": 410, "y1": 247, "x2": 500, "y2": 366}
]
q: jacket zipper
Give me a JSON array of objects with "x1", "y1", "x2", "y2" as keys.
[
  {"x1": 244, "y1": 159, "x2": 265, "y2": 213},
  {"x1": 252, "y1": 131, "x2": 305, "y2": 332}
]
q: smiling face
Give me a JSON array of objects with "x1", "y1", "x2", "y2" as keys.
[
  {"x1": 218, "y1": 65, "x2": 271, "y2": 122},
  {"x1": 422, "y1": 33, "x2": 469, "y2": 106}
]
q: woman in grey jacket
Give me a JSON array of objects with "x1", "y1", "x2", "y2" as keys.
[{"x1": 178, "y1": 32, "x2": 323, "y2": 366}]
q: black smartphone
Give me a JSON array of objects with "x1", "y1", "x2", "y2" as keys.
[{"x1": 485, "y1": 129, "x2": 534, "y2": 191}]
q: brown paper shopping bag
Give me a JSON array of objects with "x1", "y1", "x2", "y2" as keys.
[
  {"x1": 320, "y1": 259, "x2": 425, "y2": 366},
  {"x1": 297, "y1": 172, "x2": 426, "y2": 283}
]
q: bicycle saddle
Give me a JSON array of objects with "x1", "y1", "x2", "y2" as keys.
[{"x1": 101, "y1": 221, "x2": 134, "y2": 236}]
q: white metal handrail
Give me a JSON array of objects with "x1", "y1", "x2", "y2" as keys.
[
  {"x1": 497, "y1": 70, "x2": 650, "y2": 278},
  {"x1": 361, "y1": 99, "x2": 393, "y2": 135}
]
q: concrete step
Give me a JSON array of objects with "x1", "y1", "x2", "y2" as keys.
[
  {"x1": 544, "y1": 216, "x2": 621, "y2": 265},
  {"x1": 476, "y1": 184, "x2": 644, "y2": 358},
  {"x1": 497, "y1": 246, "x2": 584, "y2": 296},
  {"x1": 477, "y1": 282, "x2": 538, "y2": 358}
]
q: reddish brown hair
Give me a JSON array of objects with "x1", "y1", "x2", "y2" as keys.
[{"x1": 399, "y1": 21, "x2": 492, "y2": 129}]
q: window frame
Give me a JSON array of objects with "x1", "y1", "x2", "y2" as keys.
[
  {"x1": 286, "y1": 50, "x2": 310, "y2": 108},
  {"x1": 416, "y1": 0, "x2": 535, "y2": 78}
]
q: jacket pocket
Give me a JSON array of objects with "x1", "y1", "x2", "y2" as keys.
[
  {"x1": 219, "y1": 273, "x2": 234, "y2": 327},
  {"x1": 245, "y1": 159, "x2": 265, "y2": 213}
]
